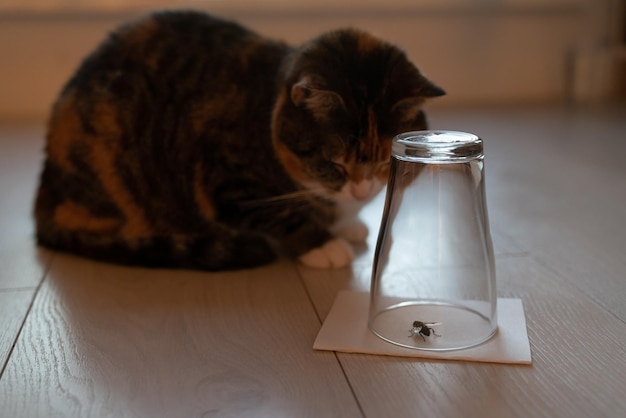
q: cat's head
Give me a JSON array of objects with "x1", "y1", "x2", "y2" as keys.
[{"x1": 271, "y1": 28, "x2": 444, "y2": 204}]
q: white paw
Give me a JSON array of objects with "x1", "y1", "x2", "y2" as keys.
[
  {"x1": 298, "y1": 238, "x2": 355, "y2": 269},
  {"x1": 335, "y1": 220, "x2": 369, "y2": 244}
]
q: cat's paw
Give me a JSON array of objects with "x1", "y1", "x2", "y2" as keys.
[
  {"x1": 335, "y1": 220, "x2": 369, "y2": 244},
  {"x1": 298, "y1": 238, "x2": 355, "y2": 269}
]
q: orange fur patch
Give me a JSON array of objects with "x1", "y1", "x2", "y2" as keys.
[
  {"x1": 46, "y1": 92, "x2": 82, "y2": 172},
  {"x1": 92, "y1": 101, "x2": 122, "y2": 136},
  {"x1": 271, "y1": 89, "x2": 308, "y2": 181},
  {"x1": 271, "y1": 88, "x2": 288, "y2": 136},
  {"x1": 274, "y1": 140, "x2": 307, "y2": 182},
  {"x1": 357, "y1": 33, "x2": 383, "y2": 54},
  {"x1": 90, "y1": 141, "x2": 151, "y2": 238},
  {"x1": 194, "y1": 163, "x2": 216, "y2": 220},
  {"x1": 352, "y1": 168, "x2": 366, "y2": 183},
  {"x1": 126, "y1": 17, "x2": 158, "y2": 45},
  {"x1": 191, "y1": 87, "x2": 243, "y2": 134},
  {"x1": 123, "y1": 17, "x2": 160, "y2": 70},
  {"x1": 238, "y1": 39, "x2": 261, "y2": 68},
  {"x1": 53, "y1": 200, "x2": 120, "y2": 232},
  {"x1": 367, "y1": 107, "x2": 378, "y2": 143},
  {"x1": 375, "y1": 161, "x2": 391, "y2": 182}
]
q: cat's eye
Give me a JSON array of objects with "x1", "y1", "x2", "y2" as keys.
[{"x1": 331, "y1": 162, "x2": 348, "y2": 177}]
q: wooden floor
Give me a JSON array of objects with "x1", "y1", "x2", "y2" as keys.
[{"x1": 1, "y1": 104, "x2": 625, "y2": 417}]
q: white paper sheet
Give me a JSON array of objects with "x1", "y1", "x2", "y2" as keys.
[{"x1": 314, "y1": 291, "x2": 532, "y2": 364}]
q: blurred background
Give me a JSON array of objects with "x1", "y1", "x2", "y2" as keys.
[{"x1": 0, "y1": 0, "x2": 624, "y2": 121}]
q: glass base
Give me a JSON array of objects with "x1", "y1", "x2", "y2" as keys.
[{"x1": 369, "y1": 301, "x2": 497, "y2": 351}]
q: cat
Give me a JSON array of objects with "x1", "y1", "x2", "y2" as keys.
[{"x1": 34, "y1": 10, "x2": 445, "y2": 271}]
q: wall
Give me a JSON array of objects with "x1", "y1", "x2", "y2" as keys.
[{"x1": 0, "y1": 0, "x2": 622, "y2": 120}]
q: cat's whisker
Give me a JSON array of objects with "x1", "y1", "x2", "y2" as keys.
[{"x1": 241, "y1": 188, "x2": 327, "y2": 206}]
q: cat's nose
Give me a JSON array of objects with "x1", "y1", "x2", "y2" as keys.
[{"x1": 350, "y1": 180, "x2": 373, "y2": 201}]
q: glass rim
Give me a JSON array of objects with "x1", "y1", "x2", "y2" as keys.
[{"x1": 392, "y1": 130, "x2": 483, "y2": 163}]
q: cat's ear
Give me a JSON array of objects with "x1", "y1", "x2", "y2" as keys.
[
  {"x1": 391, "y1": 79, "x2": 445, "y2": 123},
  {"x1": 417, "y1": 80, "x2": 446, "y2": 98},
  {"x1": 290, "y1": 76, "x2": 345, "y2": 121}
]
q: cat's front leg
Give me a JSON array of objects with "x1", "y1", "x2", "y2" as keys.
[
  {"x1": 330, "y1": 199, "x2": 370, "y2": 244},
  {"x1": 297, "y1": 237, "x2": 355, "y2": 269},
  {"x1": 276, "y1": 219, "x2": 356, "y2": 269},
  {"x1": 298, "y1": 217, "x2": 368, "y2": 269},
  {"x1": 332, "y1": 218, "x2": 369, "y2": 244}
]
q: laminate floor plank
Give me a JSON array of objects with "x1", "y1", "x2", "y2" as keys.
[
  {"x1": 0, "y1": 290, "x2": 36, "y2": 372},
  {"x1": 429, "y1": 105, "x2": 626, "y2": 319},
  {"x1": 333, "y1": 257, "x2": 626, "y2": 418},
  {"x1": 2, "y1": 104, "x2": 625, "y2": 418},
  {"x1": 0, "y1": 124, "x2": 50, "y2": 378},
  {"x1": 0, "y1": 255, "x2": 362, "y2": 418},
  {"x1": 300, "y1": 253, "x2": 626, "y2": 417},
  {"x1": 0, "y1": 237, "x2": 50, "y2": 290}
]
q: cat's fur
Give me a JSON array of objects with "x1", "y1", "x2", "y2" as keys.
[{"x1": 34, "y1": 10, "x2": 444, "y2": 271}]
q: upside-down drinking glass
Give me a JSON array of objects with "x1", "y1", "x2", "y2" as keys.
[{"x1": 369, "y1": 131, "x2": 497, "y2": 351}]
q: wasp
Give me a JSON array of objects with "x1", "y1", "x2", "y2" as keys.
[{"x1": 409, "y1": 321, "x2": 441, "y2": 341}]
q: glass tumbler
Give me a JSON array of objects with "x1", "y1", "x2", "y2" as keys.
[{"x1": 368, "y1": 131, "x2": 497, "y2": 351}]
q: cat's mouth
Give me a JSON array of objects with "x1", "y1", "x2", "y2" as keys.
[{"x1": 349, "y1": 180, "x2": 378, "y2": 201}]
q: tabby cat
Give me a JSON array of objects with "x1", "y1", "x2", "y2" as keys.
[{"x1": 34, "y1": 10, "x2": 445, "y2": 271}]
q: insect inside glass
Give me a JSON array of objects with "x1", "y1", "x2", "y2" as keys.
[{"x1": 408, "y1": 321, "x2": 441, "y2": 341}]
